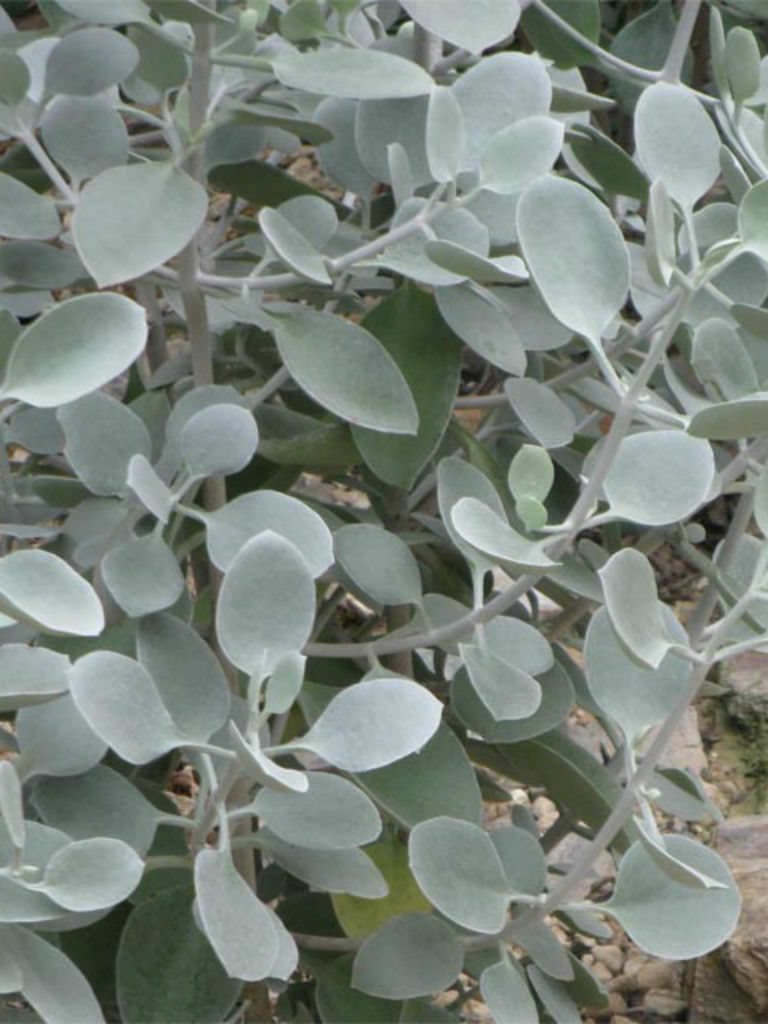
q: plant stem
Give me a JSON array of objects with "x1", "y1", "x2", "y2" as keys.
[
  {"x1": 660, "y1": 0, "x2": 702, "y2": 83},
  {"x1": 16, "y1": 125, "x2": 78, "y2": 204}
]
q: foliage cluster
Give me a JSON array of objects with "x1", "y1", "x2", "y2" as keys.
[{"x1": 0, "y1": 0, "x2": 768, "y2": 1020}]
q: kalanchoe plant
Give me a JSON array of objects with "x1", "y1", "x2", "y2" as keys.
[{"x1": 1, "y1": 0, "x2": 768, "y2": 1019}]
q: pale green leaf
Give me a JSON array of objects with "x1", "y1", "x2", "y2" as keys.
[
  {"x1": 72, "y1": 162, "x2": 207, "y2": 287},
  {"x1": 436, "y1": 284, "x2": 526, "y2": 376},
  {"x1": 15, "y1": 694, "x2": 107, "y2": 781},
  {"x1": 0, "y1": 645, "x2": 69, "y2": 711},
  {"x1": 598, "y1": 549, "x2": 675, "y2": 670},
  {"x1": 0, "y1": 172, "x2": 60, "y2": 240},
  {"x1": 351, "y1": 913, "x2": 463, "y2": 999},
  {"x1": 426, "y1": 86, "x2": 464, "y2": 183},
  {"x1": 508, "y1": 444, "x2": 554, "y2": 503},
  {"x1": 401, "y1": 0, "x2": 520, "y2": 54},
  {"x1": 634, "y1": 82, "x2": 720, "y2": 208},
  {"x1": 195, "y1": 848, "x2": 279, "y2": 981},
  {"x1": 585, "y1": 606, "x2": 690, "y2": 743},
  {"x1": 248, "y1": 772, "x2": 381, "y2": 850},
  {"x1": 481, "y1": 960, "x2": 537, "y2": 1024},
  {"x1": 274, "y1": 48, "x2": 433, "y2": 100},
  {"x1": 46, "y1": 27, "x2": 139, "y2": 95},
  {"x1": 605, "y1": 835, "x2": 740, "y2": 958},
  {"x1": 260, "y1": 829, "x2": 388, "y2": 898},
  {"x1": 271, "y1": 309, "x2": 418, "y2": 435},
  {"x1": 603, "y1": 430, "x2": 715, "y2": 525},
  {"x1": 461, "y1": 643, "x2": 542, "y2": 723},
  {"x1": 2, "y1": 293, "x2": 146, "y2": 408},
  {"x1": 203, "y1": 490, "x2": 333, "y2": 576},
  {"x1": 58, "y1": 392, "x2": 152, "y2": 497},
  {"x1": 216, "y1": 531, "x2": 316, "y2": 674},
  {"x1": 285, "y1": 678, "x2": 442, "y2": 772},
  {"x1": 517, "y1": 175, "x2": 629, "y2": 343},
  {"x1": 259, "y1": 207, "x2": 331, "y2": 284},
  {"x1": 0, "y1": 550, "x2": 103, "y2": 636},
  {"x1": 69, "y1": 651, "x2": 184, "y2": 764},
  {"x1": 480, "y1": 116, "x2": 563, "y2": 194},
  {"x1": 137, "y1": 613, "x2": 230, "y2": 745},
  {"x1": 36, "y1": 837, "x2": 143, "y2": 911},
  {"x1": 335, "y1": 524, "x2": 422, "y2": 607},
  {"x1": 180, "y1": 403, "x2": 259, "y2": 478},
  {"x1": 102, "y1": 534, "x2": 184, "y2": 618},
  {"x1": 452, "y1": 52, "x2": 551, "y2": 172},
  {"x1": 408, "y1": 817, "x2": 509, "y2": 932},
  {"x1": 451, "y1": 497, "x2": 558, "y2": 570}
]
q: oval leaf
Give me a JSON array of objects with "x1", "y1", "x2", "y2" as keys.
[
  {"x1": 352, "y1": 913, "x2": 463, "y2": 999},
  {"x1": 289, "y1": 678, "x2": 442, "y2": 772},
  {"x1": 216, "y1": 531, "x2": 316, "y2": 674},
  {"x1": 517, "y1": 175, "x2": 629, "y2": 343},
  {"x1": 180, "y1": 403, "x2": 259, "y2": 478},
  {"x1": 603, "y1": 430, "x2": 715, "y2": 525},
  {"x1": 0, "y1": 550, "x2": 103, "y2": 636},
  {"x1": 335, "y1": 524, "x2": 423, "y2": 607},
  {"x1": 634, "y1": 82, "x2": 720, "y2": 209},
  {"x1": 194, "y1": 848, "x2": 279, "y2": 981},
  {"x1": 272, "y1": 310, "x2": 418, "y2": 435},
  {"x1": 72, "y1": 162, "x2": 208, "y2": 288},
  {"x1": 3, "y1": 293, "x2": 147, "y2": 408},
  {"x1": 409, "y1": 817, "x2": 509, "y2": 933},
  {"x1": 273, "y1": 48, "x2": 433, "y2": 100}
]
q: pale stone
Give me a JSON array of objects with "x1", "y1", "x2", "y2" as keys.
[
  {"x1": 643, "y1": 989, "x2": 688, "y2": 1016},
  {"x1": 592, "y1": 943, "x2": 624, "y2": 975}
]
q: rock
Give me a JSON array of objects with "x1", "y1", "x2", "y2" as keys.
[
  {"x1": 591, "y1": 943, "x2": 624, "y2": 975},
  {"x1": 643, "y1": 988, "x2": 688, "y2": 1016},
  {"x1": 636, "y1": 960, "x2": 684, "y2": 993},
  {"x1": 531, "y1": 794, "x2": 558, "y2": 832},
  {"x1": 690, "y1": 819, "x2": 768, "y2": 1021},
  {"x1": 639, "y1": 706, "x2": 707, "y2": 776},
  {"x1": 723, "y1": 651, "x2": 768, "y2": 729},
  {"x1": 716, "y1": 813, "x2": 768, "y2": 860},
  {"x1": 590, "y1": 961, "x2": 613, "y2": 983}
]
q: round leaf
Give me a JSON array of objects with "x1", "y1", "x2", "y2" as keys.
[
  {"x1": 504, "y1": 378, "x2": 576, "y2": 448},
  {"x1": 292, "y1": 678, "x2": 442, "y2": 772},
  {"x1": 41, "y1": 96, "x2": 129, "y2": 184},
  {"x1": 451, "y1": 497, "x2": 558, "y2": 571},
  {"x1": 461, "y1": 644, "x2": 542, "y2": 723},
  {"x1": 16, "y1": 694, "x2": 108, "y2": 781},
  {"x1": 401, "y1": 0, "x2": 520, "y2": 54},
  {"x1": 259, "y1": 830, "x2": 387, "y2": 899},
  {"x1": 0, "y1": 644, "x2": 70, "y2": 711},
  {"x1": 204, "y1": 490, "x2": 333, "y2": 576},
  {"x1": 216, "y1": 531, "x2": 316, "y2": 674},
  {"x1": 58, "y1": 391, "x2": 152, "y2": 497},
  {"x1": 598, "y1": 548, "x2": 675, "y2": 670},
  {"x1": 603, "y1": 430, "x2": 715, "y2": 525},
  {"x1": 585, "y1": 606, "x2": 690, "y2": 743},
  {"x1": 250, "y1": 772, "x2": 381, "y2": 850},
  {"x1": 258, "y1": 207, "x2": 331, "y2": 285},
  {"x1": 69, "y1": 651, "x2": 184, "y2": 765},
  {"x1": 46, "y1": 27, "x2": 139, "y2": 95},
  {"x1": 0, "y1": 549, "x2": 103, "y2": 635},
  {"x1": 137, "y1": 613, "x2": 230, "y2": 745},
  {"x1": 271, "y1": 310, "x2": 418, "y2": 435},
  {"x1": 180, "y1": 403, "x2": 259, "y2": 478},
  {"x1": 480, "y1": 116, "x2": 564, "y2": 194},
  {"x1": 436, "y1": 284, "x2": 526, "y2": 376},
  {"x1": 352, "y1": 913, "x2": 463, "y2": 999},
  {"x1": 3, "y1": 293, "x2": 147, "y2": 408},
  {"x1": 605, "y1": 835, "x2": 740, "y2": 958},
  {"x1": 72, "y1": 162, "x2": 208, "y2": 288},
  {"x1": 408, "y1": 817, "x2": 509, "y2": 933},
  {"x1": 481, "y1": 960, "x2": 538, "y2": 1024},
  {"x1": 634, "y1": 82, "x2": 720, "y2": 209},
  {"x1": 0, "y1": 172, "x2": 60, "y2": 241},
  {"x1": 101, "y1": 534, "x2": 185, "y2": 618},
  {"x1": 31, "y1": 764, "x2": 158, "y2": 856},
  {"x1": 335, "y1": 524, "x2": 423, "y2": 607},
  {"x1": 517, "y1": 175, "x2": 629, "y2": 343},
  {"x1": 37, "y1": 837, "x2": 143, "y2": 912}
]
